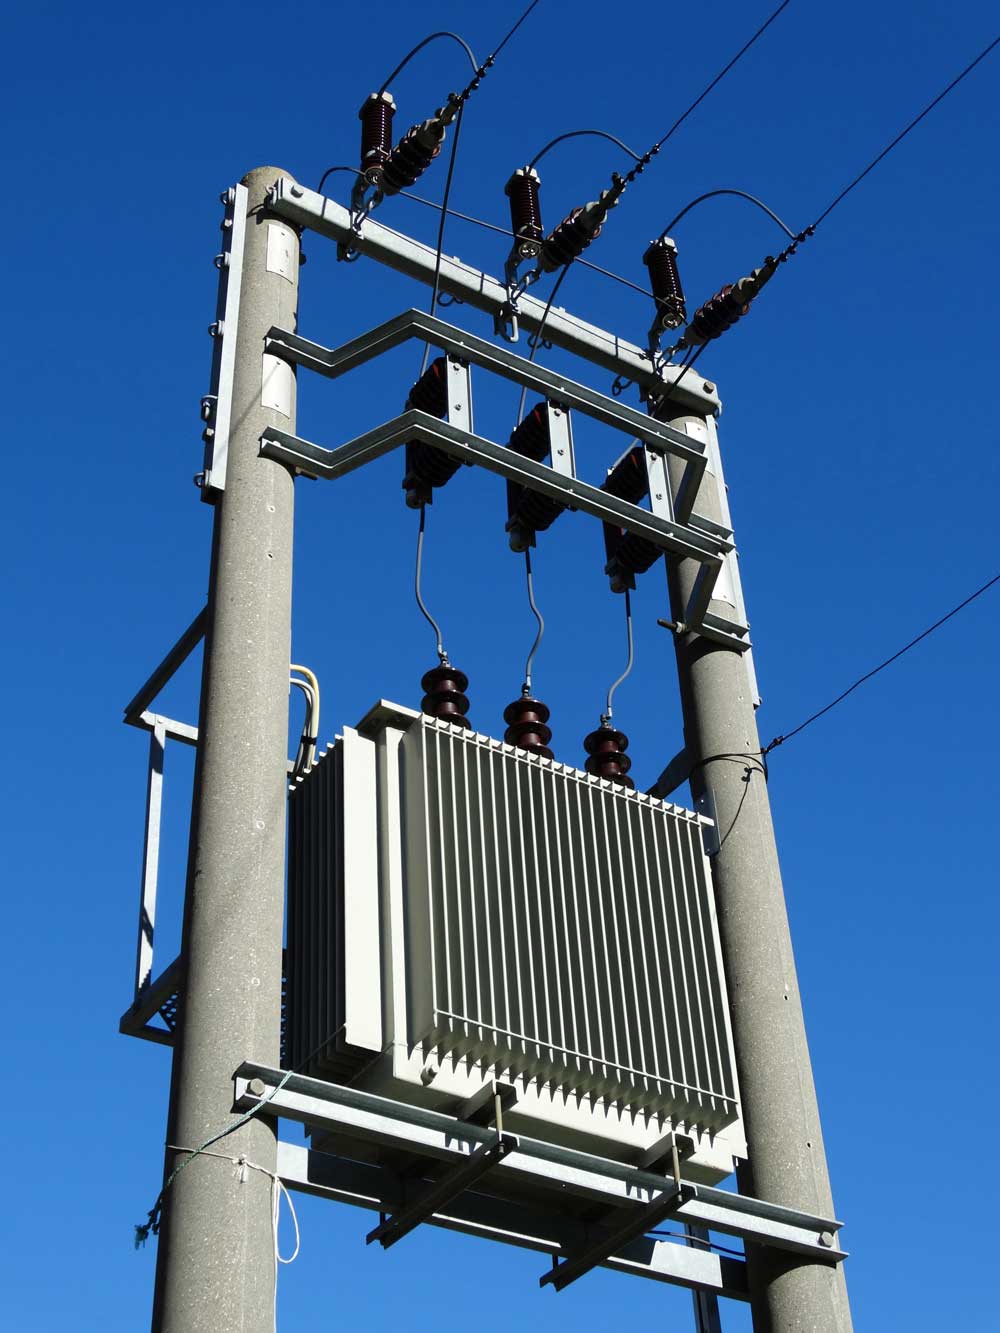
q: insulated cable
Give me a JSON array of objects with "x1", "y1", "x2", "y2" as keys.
[
  {"x1": 809, "y1": 32, "x2": 1000, "y2": 229},
  {"x1": 604, "y1": 587, "x2": 634, "y2": 722},
  {"x1": 659, "y1": 188, "x2": 797, "y2": 241},
  {"x1": 658, "y1": 30, "x2": 1000, "y2": 363},
  {"x1": 528, "y1": 129, "x2": 643, "y2": 169},
  {"x1": 762, "y1": 571, "x2": 1000, "y2": 756},
  {"x1": 522, "y1": 547, "x2": 545, "y2": 694},
  {"x1": 378, "y1": 31, "x2": 479, "y2": 93},
  {"x1": 414, "y1": 505, "x2": 448, "y2": 665}
]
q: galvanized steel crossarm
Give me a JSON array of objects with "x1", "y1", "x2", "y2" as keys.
[
  {"x1": 266, "y1": 177, "x2": 719, "y2": 410},
  {"x1": 366, "y1": 1133, "x2": 516, "y2": 1250},
  {"x1": 541, "y1": 1181, "x2": 689, "y2": 1291},
  {"x1": 277, "y1": 1140, "x2": 750, "y2": 1300},
  {"x1": 260, "y1": 412, "x2": 729, "y2": 566},
  {"x1": 264, "y1": 310, "x2": 709, "y2": 467},
  {"x1": 234, "y1": 1063, "x2": 846, "y2": 1262}
]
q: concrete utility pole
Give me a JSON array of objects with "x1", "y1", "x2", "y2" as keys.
[
  {"x1": 660, "y1": 406, "x2": 853, "y2": 1333},
  {"x1": 151, "y1": 167, "x2": 300, "y2": 1332}
]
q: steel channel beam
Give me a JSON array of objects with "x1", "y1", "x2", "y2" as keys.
[
  {"x1": 260, "y1": 412, "x2": 728, "y2": 567},
  {"x1": 234, "y1": 1065, "x2": 846, "y2": 1263},
  {"x1": 541, "y1": 1184, "x2": 688, "y2": 1292},
  {"x1": 366, "y1": 1134, "x2": 516, "y2": 1250},
  {"x1": 265, "y1": 311, "x2": 708, "y2": 470},
  {"x1": 267, "y1": 178, "x2": 720, "y2": 414},
  {"x1": 277, "y1": 1141, "x2": 749, "y2": 1300}
]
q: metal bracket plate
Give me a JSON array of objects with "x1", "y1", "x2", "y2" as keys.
[{"x1": 200, "y1": 183, "x2": 247, "y2": 500}]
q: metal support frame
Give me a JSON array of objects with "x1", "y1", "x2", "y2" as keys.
[
  {"x1": 267, "y1": 178, "x2": 720, "y2": 414},
  {"x1": 234, "y1": 1062, "x2": 848, "y2": 1281},
  {"x1": 120, "y1": 609, "x2": 207, "y2": 1045},
  {"x1": 366, "y1": 1134, "x2": 516, "y2": 1250},
  {"x1": 259, "y1": 309, "x2": 748, "y2": 648},
  {"x1": 199, "y1": 184, "x2": 247, "y2": 500}
]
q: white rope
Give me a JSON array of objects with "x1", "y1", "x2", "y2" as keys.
[{"x1": 166, "y1": 1145, "x2": 301, "y2": 1330}]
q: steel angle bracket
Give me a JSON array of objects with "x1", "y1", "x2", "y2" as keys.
[
  {"x1": 541, "y1": 1182, "x2": 691, "y2": 1292},
  {"x1": 267, "y1": 179, "x2": 719, "y2": 413},
  {"x1": 264, "y1": 310, "x2": 709, "y2": 471},
  {"x1": 233, "y1": 1063, "x2": 847, "y2": 1267},
  {"x1": 200, "y1": 183, "x2": 247, "y2": 500},
  {"x1": 366, "y1": 1133, "x2": 517, "y2": 1250},
  {"x1": 261, "y1": 413, "x2": 726, "y2": 571}
]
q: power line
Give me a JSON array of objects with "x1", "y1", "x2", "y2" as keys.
[
  {"x1": 763, "y1": 571, "x2": 1000, "y2": 755},
  {"x1": 621, "y1": 0, "x2": 794, "y2": 186},
  {"x1": 811, "y1": 32, "x2": 1000, "y2": 228}
]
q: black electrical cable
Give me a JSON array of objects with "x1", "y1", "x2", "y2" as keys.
[
  {"x1": 762, "y1": 571, "x2": 1000, "y2": 756},
  {"x1": 620, "y1": 0, "x2": 794, "y2": 188},
  {"x1": 810, "y1": 32, "x2": 1000, "y2": 228},
  {"x1": 528, "y1": 129, "x2": 643, "y2": 170},
  {"x1": 659, "y1": 188, "x2": 797, "y2": 240},
  {"x1": 420, "y1": 103, "x2": 465, "y2": 374},
  {"x1": 514, "y1": 263, "x2": 571, "y2": 422},
  {"x1": 378, "y1": 31, "x2": 479, "y2": 94}
]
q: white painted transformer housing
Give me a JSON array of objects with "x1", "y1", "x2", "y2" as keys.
[{"x1": 287, "y1": 702, "x2": 746, "y2": 1184}]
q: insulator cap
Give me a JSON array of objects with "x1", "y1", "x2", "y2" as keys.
[
  {"x1": 381, "y1": 100, "x2": 457, "y2": 196},
  {"x1": 505, "y1": 166, "x2": 543, "y2": 258},
  {"x1": 503, "y1": 695, "x2": 553, "y2": 759},
  {"x1": 402, "y1": 358, "x2": 460, "y2": 507},
  {"x1": 684, "y1": 284, "x2": 747, "y2": 346},
  {"x1": 583, "y1": 723, "x2": 634, "y2": 789},
  {"x1": 643, "y1": 235, "x2": 686, "y2": 331},
  {"x1": 421, "y1": 664, "x2": 472, "y2": 729},
  {"x1": 538, "y1": 179, "x2": 625, "y2": 273},
  {"x1": 505, "y1": 403, "x2": 565, "y2": 547},
  {"x1": 603, "y1": 445, "x2": 648, "y2": 504},
  {"x1": 507, "y1": 402, "x2": 550, "y2": 462},
  {"x1": 358, "y1": 92, "x2": 396, "y2": 183}
]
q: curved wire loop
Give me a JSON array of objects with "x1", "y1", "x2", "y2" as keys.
[
  {"x1": 528, "y1": 128, "x2": 643, "y2": 170},
  {"x1": 604, "y1": 588, "x2": 634, "y2": 720},
  {"x1": 379, "y1": 31, "x2": 479, "y2": 93},
  {"x1": 522, "y1": 549, "x2": 545, "y2": 693},
  {"x1": 415, "y1": 506, "x2": 448, "y2": 664},
  {"x1": 659, "y1": 188, "x2": 798, "y2": 241}
]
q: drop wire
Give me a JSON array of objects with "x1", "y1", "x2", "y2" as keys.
[
  {"x1": 604, "y1": 588, "x2": 634, "y2": 721},
  {"x1": 522, "y1": 548, "x2": 545, "y2": 694},
  {"x1": 414, "y1": 506, "x2": 447, "y2": 664}
]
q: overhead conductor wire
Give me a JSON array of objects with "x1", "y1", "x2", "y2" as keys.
[
  {"x1": 516, "y1": 0, "x2": 794, "y2": 390},
  {"x1": 656, "y1": 28, "x2": 1000, "y2": 389}
]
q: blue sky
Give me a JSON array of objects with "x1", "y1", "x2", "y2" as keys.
[{"x1": 4, "y1": 1, "x2": 999, "y2": 1328}]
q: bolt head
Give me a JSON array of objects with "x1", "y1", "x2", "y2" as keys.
[
  {"x1": 818, "y1": 1231, "x2": 835, "y2": 1248},
  {"x1": 702, "y1": 381, "x2": 714, "y2": 393},
  {"x1": 247, "y1": 1077, "x2": 267, "y2": 1098}
]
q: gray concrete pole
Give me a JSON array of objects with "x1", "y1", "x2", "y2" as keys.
[
  {"x1": 151, "y1": 167, "x2": 300, "y2": 1333},
  {"x1": 659, "y1": 405, "x2": 853, "y2": 1333}
]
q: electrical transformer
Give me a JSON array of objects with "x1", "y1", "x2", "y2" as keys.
[{"x1": 287, "y1": 701, "x2": 746, "y2": 1183}]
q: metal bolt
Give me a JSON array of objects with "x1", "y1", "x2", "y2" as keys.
[
  {"x1": 420, "y1": 1063, "x2": 439, "y2": 1086},
  {"x1": 557, "y1": 448, "x2": 564, "y2": 456},
  {"x1": 818, "y1": 1231, "x2": 835, "y2": 1248},
  {"x1": 247, "y1": 1078, "x2": 267, "y2": 1098},
  {"x1": 702, "y1": 381, "x2": 714, "y2": 393},
  {"x1": 290, "y1": 183, "x2": 304, "y2": 198}
]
